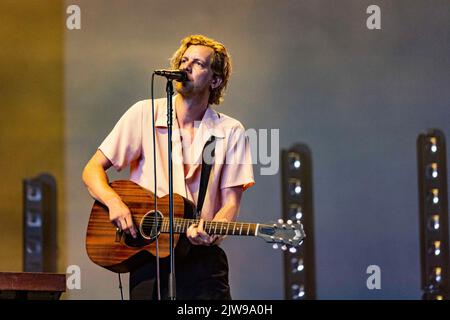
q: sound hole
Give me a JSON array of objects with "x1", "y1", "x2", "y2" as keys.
[
  {"x1": 123, "y1": 233, "x2": 148, "y2": 247},
  {"x1": 140, "y1": 210, "x2": 163, "y2": 240}
]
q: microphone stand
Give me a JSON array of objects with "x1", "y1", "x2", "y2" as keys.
[
  {"x1": 165, "y1": 79, "x2": 176, "y2": 300},
  {"x1": 154, "y1": 70, "x2": 185, "y2": 300}
]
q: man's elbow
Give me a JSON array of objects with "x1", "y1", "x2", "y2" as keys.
[
  {"x1": 81, "y1": 171, "x2": 89, "y2": 194},
  {"x1": 82, "y1": 161, "x2": 95, "y2": 187}
]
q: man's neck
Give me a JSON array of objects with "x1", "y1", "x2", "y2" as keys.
[{"x1": 175, "y1": 94, "x2": 209, "y2": 128}]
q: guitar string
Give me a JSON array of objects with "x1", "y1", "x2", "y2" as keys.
[
  {"x1": 139, "y1": 218, "x2": 292, "y2": 228},
  {"x1": 129, "y1": 218, "x2": 258, "y2": 234},
  {"x1": 140, "y1": 220, "x2": 256, "y2": 227},
  {"x1": 140, "y1": 220, "x2": 257, "y2": 231},
  {"x1": 138, "y1": 219, "x2": 291, "y2": 231}
]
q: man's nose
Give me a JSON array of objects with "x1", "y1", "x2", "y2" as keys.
[{"x1": 181, "y1": 62, "x2": 192, "y2": 72}]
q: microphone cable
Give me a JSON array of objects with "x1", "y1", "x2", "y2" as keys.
[
  {"x1": 118, "y1": 273, "x2": 124, "y2": 300},
  {"x1": 151, "y1": 72, "x2": 162, "y2": 300}
]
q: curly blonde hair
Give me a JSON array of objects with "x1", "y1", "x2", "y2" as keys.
[{"x1": 171, "y1": 35, "x2": 232, "y2": 105}]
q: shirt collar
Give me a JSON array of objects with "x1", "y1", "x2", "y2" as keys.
[{"x1": 154, "y1": 95, "x2": 225, "y2": 139}]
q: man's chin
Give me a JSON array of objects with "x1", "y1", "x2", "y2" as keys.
[{"x1": 175, "y1": 82, "x2": 192, "y2": 94}]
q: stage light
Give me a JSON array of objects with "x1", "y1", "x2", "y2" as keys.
[
  {"x1": 429, "y1": 241, "x2": 441, "y2": 256},
  {"x1": 433, "y1": 267, "x2": 442, "y2": 283},
  {"x1": 288, "y1": 152, "x2": 301, "y2": 170},
  {"x1": 426, "y1": 163, "x2": 438, "y2": 179},
  {"x1": 290, "y1": 257, "x2": 304, "y2": 273},
  {"x1": 281, "y1": 144, "x2": 316, "y2": 299},
  {"x1": 288, "y1": 178, "x2": 302, "y2": 195},
  {"x1": 289, "y1": 204, "x2": 303, "y2": 221},
  {"x1": 23, "y1": 174, "x2": 57, "y2": 273},
  {"x1": 429, "y1": 189, "x2": 439, "y2": 205},
  {"x1": 417, "y1": 129, "x2": 449, "y2": 300},
  {"x1": 428, "y1": 137, "x2": 438, "y2": 153},
  {"x1": 291, "y1": 284, "x2": 305, "y2": 299},
  {"x1": 429, "y1": 214, "x2": 440, "y2": 230}
]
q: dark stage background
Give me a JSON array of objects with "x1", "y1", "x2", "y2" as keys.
[{"x1": 1, "y1": 0, "x2": 449, "y2": 299}]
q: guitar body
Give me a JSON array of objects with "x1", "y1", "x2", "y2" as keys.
[
  {"x1": 86, "y1": 180, "x2": 196, "y2": 273},
  {"x1": 86, "y1": 180, "x2": 306, "y2": 273}
]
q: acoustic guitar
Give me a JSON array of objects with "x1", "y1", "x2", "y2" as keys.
[{"x1": 86, "y1": 180, "x2": 305, "y2": 273}]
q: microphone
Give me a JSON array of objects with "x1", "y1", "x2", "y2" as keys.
[{"x1": 154, "y1": 69, "x2": 188, "y2": 82}]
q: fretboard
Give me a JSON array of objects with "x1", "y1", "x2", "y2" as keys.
[{"x1": 159, "y1": 218, "x2": 258, "y2": 236}]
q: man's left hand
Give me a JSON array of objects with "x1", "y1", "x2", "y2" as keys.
[{"x1": 187, "y1": 218, "x2": 226, "y2": 246}]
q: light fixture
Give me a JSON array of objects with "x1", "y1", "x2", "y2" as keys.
[
  {"x1": 289, "y1": 204, "x2": 303, "y2": 221},
  {"x1": 288, "y1": 152, "x2": 301, "y2": 170},
  {"x1": 288, "y1": 178, "x2": 302, "y2": 195},
  {"x1": 281, "y1": 144, "x2": 316, "y2": 299},
  {"x1": 417, "y1": 129, "x2": 449, "y2": 300}
]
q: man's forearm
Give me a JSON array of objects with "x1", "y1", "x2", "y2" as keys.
[
  {"x1": 212, "y1": 186, "x2": 243, "y2": 222},
  {"x1": 212, "y1": 202, "x2": 239, "y2": 222}
]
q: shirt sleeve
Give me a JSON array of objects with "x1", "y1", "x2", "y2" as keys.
[
  {"x1": 220, "y1": 125, "x2": 255, "y2": 191},
  {"x1": 98, "y1": 101, "x2": 143, "y2": 171}
]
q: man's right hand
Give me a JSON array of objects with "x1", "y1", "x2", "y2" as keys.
[
  {"x1": 82, "y1": 149, "x2": 137, "y2": 238},
  {"x1": 106, "y1": 197, "x2": 137, "y2": 238}
]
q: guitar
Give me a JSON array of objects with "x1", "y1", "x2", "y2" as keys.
[{"x1": 86, "y1": 180, "x2": 305, "y2": 273}]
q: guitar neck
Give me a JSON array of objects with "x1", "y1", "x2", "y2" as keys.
[{"x1": 159, "y1": 218, "x2": 259, "y2": 237}]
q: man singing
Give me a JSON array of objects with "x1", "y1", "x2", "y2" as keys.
[{"x1": 82, "y1": 34, "x2": 254, "y2": 299}]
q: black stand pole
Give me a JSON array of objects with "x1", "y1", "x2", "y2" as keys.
[{"x1": 166, "y1": 79, "x2": 176, "y2": 300}]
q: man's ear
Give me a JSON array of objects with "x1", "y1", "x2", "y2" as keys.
[{"x1": 211, "y1": 76, "x2": 223, "y2": 90}]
